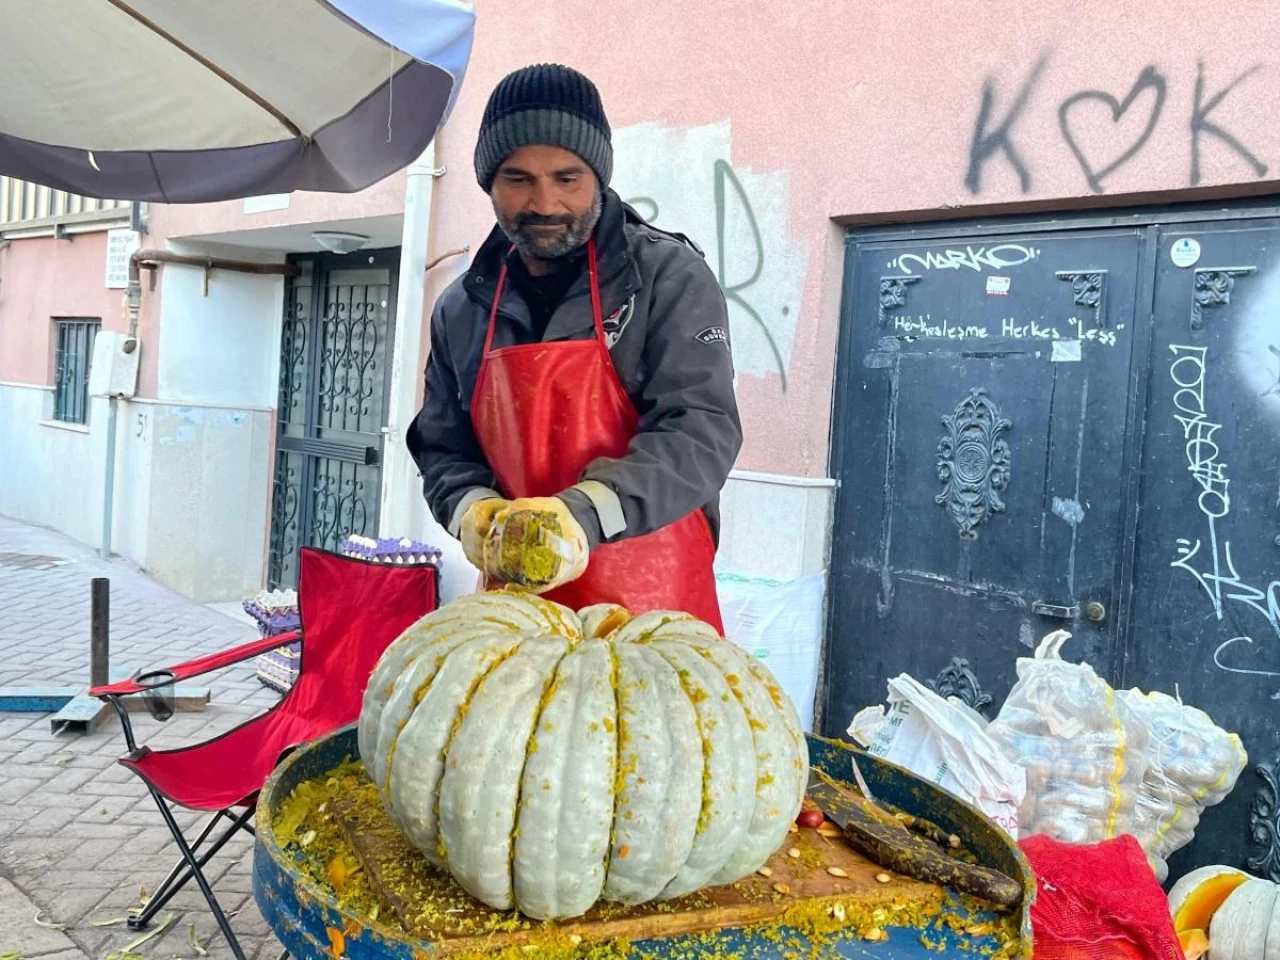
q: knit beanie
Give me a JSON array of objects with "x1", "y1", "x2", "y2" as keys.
[{"x1": 474, "y1": 64, "x2": 613, "y2": 192}]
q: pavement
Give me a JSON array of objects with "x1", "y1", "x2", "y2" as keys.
[{"x1": 0, "y1": 514, "x2": 284, "y2": 960}]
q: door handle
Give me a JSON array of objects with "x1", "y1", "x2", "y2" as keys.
[
  {"x1": 1031, "y1": 600, "x2": 1107, "y2": 622},
  {"x1": 1031, "y1": 601, "x2": 1079, "y2": 619}
]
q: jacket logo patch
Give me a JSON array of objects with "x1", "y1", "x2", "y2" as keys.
[
  {"x1": 696, "y1": 326, "x2": 729, "y2": 347},
  {"x1": 602, "y1": 296, "x2": 636, "y2": 348}
]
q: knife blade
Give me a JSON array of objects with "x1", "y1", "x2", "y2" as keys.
[{"x1": 806, "y1": 769, "x2": 1023, "y2": 912}]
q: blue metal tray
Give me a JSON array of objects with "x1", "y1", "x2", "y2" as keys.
[{"x1": 254, "y1": 728, "x2": 1033, "y2": 959}]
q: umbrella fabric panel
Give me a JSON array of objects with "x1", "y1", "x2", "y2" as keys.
[
  {"x1": 0, "y1": 0, "x2": 474, "y2": 202},
  {"x1": 0, "y1": 0, "x2": 419, "y2": 151}
]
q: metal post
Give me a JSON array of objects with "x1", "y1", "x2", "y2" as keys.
[{"x1": 90, "y1": 578, "x2": 109, "y2": 690}]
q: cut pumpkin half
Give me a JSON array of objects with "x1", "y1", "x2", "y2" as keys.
[{"x1": 1168, "y1": 864, "x2": 1251, "y2": 934}]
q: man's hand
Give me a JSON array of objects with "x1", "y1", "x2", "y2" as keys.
[
  {"x1": 459, "y1": 497, "x2": 509, "y2": 570},
  {"x1": 482, "y1": 496, "x2": 589, "y2": 593}
]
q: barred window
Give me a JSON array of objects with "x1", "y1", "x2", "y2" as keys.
[{"x1": 53, "y1": 319, "x2": 100, "y2": 424}]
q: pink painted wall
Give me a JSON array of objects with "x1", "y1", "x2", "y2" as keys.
[
  {"x1": 9, "y1": 0, "x2": 1270, "y2": 475},
  {"x1": 417, "y1": 0, "x2": 1280, "y2": 478},
  {"x1": 0, "y1": 233, "x2": 129, "y2": 385}
]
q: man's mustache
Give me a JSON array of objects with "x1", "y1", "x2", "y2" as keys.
[{"x1": 515, "y1": 213, "x2": 575, "y2": 228}]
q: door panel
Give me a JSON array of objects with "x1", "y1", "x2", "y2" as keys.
[
  {"x1": 268, "y1": 251, "x2": 399, "y2": 588},
  {"x1": 826, "y1": 229, "x2": 1145, "y2": 734},
  {"x1": 829, "y1": 211, "x2": 1280, "y2": 878},
  {"x1": 1130, "y1": 221, "x2": 1280, "y2": 876}
]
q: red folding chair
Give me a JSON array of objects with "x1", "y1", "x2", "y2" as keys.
[{"x1": 91, "y1": 548, "x2": 438, "y2": 960}]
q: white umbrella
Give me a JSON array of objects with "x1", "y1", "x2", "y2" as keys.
[{"x1": 0, "y1": 0, "x2": 475, "y2": 202}]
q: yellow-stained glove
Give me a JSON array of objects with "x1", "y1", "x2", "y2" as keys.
[
  {"x1": 459, "y1": 497, "x2": 509, "y2": 571},
  {"x1": 481, "y1": 496, "x2": 589, "y2": 594}
]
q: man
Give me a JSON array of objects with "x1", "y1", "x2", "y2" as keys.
[{"x1": 407, "y1": 63, "x2": 741, "y2": 631}]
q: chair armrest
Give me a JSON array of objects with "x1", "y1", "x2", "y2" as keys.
[{"x1": 90, "y1": 630, "x2": 302, "y2": 698}]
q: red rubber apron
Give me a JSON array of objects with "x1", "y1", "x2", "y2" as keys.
[{"x1": 470, "y1": 239, "x2": 724, "y2": 631}]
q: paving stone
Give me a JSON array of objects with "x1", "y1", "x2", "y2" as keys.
[
  {"x1": 23, "y1": 884, "x2": 111, "y2": 927},
  {"x1": 0, "y1": 514, "x2": 282, "y2": 960},
  {"x1": 0, "y1": 877, "x2": 87, "y2": 959}
]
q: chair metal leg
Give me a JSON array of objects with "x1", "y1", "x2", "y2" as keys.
[
  {"x1": 129, "y1": 805, "x2": 254, "y2": 929},
  {"x1": 132, "y1": 812, "x2": 226, "y2": 926},
  {"x1": 139, "y1": 786, "x2": 248, "y2": 960}
]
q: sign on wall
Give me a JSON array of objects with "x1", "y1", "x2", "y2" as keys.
[{"x1": 105, "y1": 228, "x2": 142, "y2": 289}]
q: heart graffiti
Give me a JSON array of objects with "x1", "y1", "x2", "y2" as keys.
[{"x1": 1058, "y1": 66, "x2": 1168, "y2": 193}]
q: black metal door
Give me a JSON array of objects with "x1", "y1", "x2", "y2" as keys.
[
  {"x1": 1129, "y1": 221, "x2": 1280, "y2": 878},
  {"x1": 268, "y1": 249, "x2": 399, "y2": 588},
  {"x1": 826, "y1": 228, "x2": 1147, "y2": 724},
  {"x1": 828, "y1": 208, "x2": 1280, "y2": 878}
]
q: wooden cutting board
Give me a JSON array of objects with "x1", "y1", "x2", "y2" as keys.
[{"x1": 330, "y1": 794, "x2": 941, "y2": 955}]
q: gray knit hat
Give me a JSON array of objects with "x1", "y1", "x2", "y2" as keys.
[{"x1": 474, "y1": 64, "x2": 613, "y2": 191}]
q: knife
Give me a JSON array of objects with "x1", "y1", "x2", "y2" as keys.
[{"x1": 806, "y1": 768, "x2": 1023, "y2": 912}]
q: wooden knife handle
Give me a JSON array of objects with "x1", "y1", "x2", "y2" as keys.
[{"x1": 839, "y1": 802, "x2": 1023, "y2": 912}]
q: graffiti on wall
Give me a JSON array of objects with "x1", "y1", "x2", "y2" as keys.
[
  {"x1": 1167, "y1": 343, "x2": 1280, "y2": 695},
  {"x1": 966, "y1": 55, "x2": 1269, "y2": 195},
  {"x1": 612, "y1": 122, "x2": 806, "y2": 389}
]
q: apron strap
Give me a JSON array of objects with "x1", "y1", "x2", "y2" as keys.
[
  {"x1": 481, "y1": 239, "x2": 604, "y2": 355},
  {"x1": 586, "y1": 238, "x2": 607, "y2": 345},
  {"x1": 481, "y1": 264, "x2": 508, "y2": 357}
]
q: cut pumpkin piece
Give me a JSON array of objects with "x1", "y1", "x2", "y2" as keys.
[
  {"x1": 1177, "y1": 928, "x2": 1208, "y2": 960},
  {"x1": 1168, "y1": 864, "x2": 1251, "y2": 933}
]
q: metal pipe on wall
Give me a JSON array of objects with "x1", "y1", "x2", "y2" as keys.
[
  {"x1": 122, "y1": 248, "x2": 301, "y2": 352},
  {"x1": 100, "y1": 396, "x2": 118, "y2": 558},
  {"x1": 379, "y1": 143, "x2": 476, "y2": 603}
]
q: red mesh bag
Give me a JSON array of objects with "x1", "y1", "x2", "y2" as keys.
[{"x1": 1018, "y1": 834, "x2": 1183, "y2": 959}]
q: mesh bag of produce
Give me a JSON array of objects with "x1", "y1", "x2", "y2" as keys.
[
  {"x1": 987, "y1": 632, "x2": 1150, "y2": 845},
  {"x1": 1019, "y1": 834, "x2": 1184, "y2": 959},
  {"x1": 1117, "y1": 688, "x2": 1248, "y2": 882}
]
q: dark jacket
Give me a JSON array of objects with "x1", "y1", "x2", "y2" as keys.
[{"x1": 407, "y1": 189, "x2": 742, "y2": 550}]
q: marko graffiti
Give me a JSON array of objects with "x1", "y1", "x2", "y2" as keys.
[{"x1": 966, "y1": 55, "x2": 1269, "y2": 195}]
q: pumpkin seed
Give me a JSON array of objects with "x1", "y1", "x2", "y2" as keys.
[
  {"x1": 787, "y1": 847, "x2": 801, "y2": 859},
  {"x1": 826, "y1": 866, "x2": 848, "y2": 878},
  {"x1": 772, "y1": 882, "x2": 791, "y2": 896},
  {"x1": 875, "y1": 872, "x2": 892, "y2": 884},
  {"x1": 756, "y1": 866, "x2": 773, "y2": 878},
  {"x1": 948, "y1": 834, "x2": 962, "y2": 849}
]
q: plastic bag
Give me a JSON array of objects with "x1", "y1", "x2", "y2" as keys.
[
  {"x1": 846, "y1": 704, "x2": 887, "y2": 747},
  {"x1": 860, "y1": 674, "x2": 1026, "y2": 837},
  {"x1": 1117, "y1": 688, "x2": 1248, "y2": 882},
  {"x1": 716, "y1": 571, "x2": 825, "y2": 731},
  {"x1": 986, "y1": 631, "x2": 1150, "y2": 845}
]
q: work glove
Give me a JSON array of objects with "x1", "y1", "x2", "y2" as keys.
[
  {"x1": 482, "y1": 496, "x2": 589, "y2": 594},
  {"x1": 459, "y1": 497, "x2": 509, "y2": 571}
]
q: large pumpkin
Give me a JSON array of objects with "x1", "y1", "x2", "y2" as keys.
[
  {"x1": 357, "y1": 592, "x2": 809, "y2": 920},
  {"x1": 1207, "y1": 876, "x2": 1280, "y2": 959}
]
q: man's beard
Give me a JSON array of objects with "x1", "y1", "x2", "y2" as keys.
[{"x1": 497, "y1": 189, "x2": 603, "y2": 261}]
